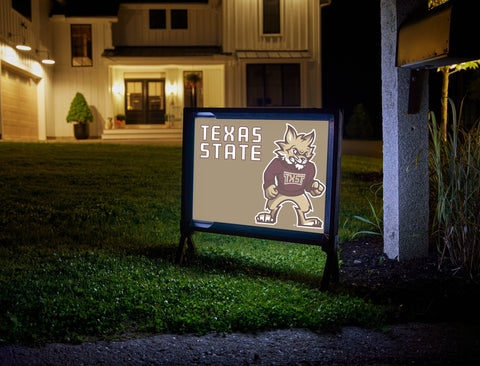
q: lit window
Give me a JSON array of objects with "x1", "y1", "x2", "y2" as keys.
[{"x1": 71, "y1": 25, "x2": 92, "y2": 67}]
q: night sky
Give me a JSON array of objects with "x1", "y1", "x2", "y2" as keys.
[{"x1": 322, "y1": 0, "x2": 382, "y2": 139}]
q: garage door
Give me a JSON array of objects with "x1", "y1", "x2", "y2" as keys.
[{"x1": 1, "y1": 64, "x2": 38, "y2": 140}]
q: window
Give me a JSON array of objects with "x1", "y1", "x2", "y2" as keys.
[
  {"x1": 125, "y1": 79, "x2": 166, "y2": 124},
  {"x1": 12, "y1": 0, "x2": 31, "y2": 20},
  {"x1": 184, "y1": 71, "x2": 203, "y2": 108},
  {"x1": 263, "y1": 0, "x2": 280, "y2": 34},
  {"x1": 71, "y1": 25, "x2": 92, "y2": 67},
  {"x1": 247, "y1": 64, "x2": 300, "y2": 107},
  {"x1": 171, "y1": 9, "x2": 188, "y2": 29},
  {"x1": 148, "y1": 9, "x2": 188, "y2": 30},
  {"x1": 149, "y1": 9, "x2": 166, "y2": 29}
]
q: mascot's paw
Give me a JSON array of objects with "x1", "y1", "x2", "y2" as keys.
[
  {"x1": 256, "y1": 212, "x2": 276, "y2": 224},
  {"x1": 265, "y1": 185, "x2": 279, "y2": 200},
  {"x1": 310, "y1": 181, "x2": 325, "y2": 197}
]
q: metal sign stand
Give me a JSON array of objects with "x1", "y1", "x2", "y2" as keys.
[
  {"x1": 176, "y1": 231, "x2": 339, "y2": 290},
  {"x1": 177, "y1": 108, "x2": 342, "y2": 290},
  {"x1": 320, "y1": 239, "x2": 339, "y2": 290},
  {"x1": 176, "y1": 226, "x2": 196, "y2": 265}
]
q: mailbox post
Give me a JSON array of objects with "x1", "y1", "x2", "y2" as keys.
[{"x1": 381, "y1": 0, "x2": 479, "y2": 261}]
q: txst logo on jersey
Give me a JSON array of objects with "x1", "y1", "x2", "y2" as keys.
[{"x1": 283, "y1": 171, "x2": 306, "y2": 185}]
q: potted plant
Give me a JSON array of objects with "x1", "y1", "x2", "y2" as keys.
[
  {"x1": 66, "y1": 92, "x2": 93, "y2": 139},
  {"x1": 115, "y1": 114, "x2": 126, "y2": 128}
]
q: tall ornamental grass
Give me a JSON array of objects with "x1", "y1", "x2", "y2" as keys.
[{"x1": 429, "y1": 99, "x2": 480, "y2": 278}]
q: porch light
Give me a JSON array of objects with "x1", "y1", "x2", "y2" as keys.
[
  {"x1": 9, "y1": 27, "x2": 32, "y2": 51},
  {"x1": 37, "y1": 50, "x2": 55, "y2": 64},
  {"x1": 112, "y1": 82, "x2": 125, "y2": 95},
  {"x1": 41, "y1": 55, "x2": 55, "y2": 65},
  {"x1": 166, "y1": 82, "x2": 178, "y2": 95},
  {"x1": 16, "y1": 42, "x2": 31, "y2": 51}
]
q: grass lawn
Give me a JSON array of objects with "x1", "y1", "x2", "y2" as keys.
[{"x1": 0, "y1": 142, "x2": 383, "y2": 344}]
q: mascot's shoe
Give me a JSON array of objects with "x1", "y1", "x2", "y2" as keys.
[{"x1": 298, "y1": 217, "x2": 323, "y2": 229}]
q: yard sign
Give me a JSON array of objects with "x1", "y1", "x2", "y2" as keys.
[{"x1": 178, "y1": 108, "x2": 342, "y2": 289}]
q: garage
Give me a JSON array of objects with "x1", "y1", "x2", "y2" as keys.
[{"x1": 1, "y1": 63, "x2": 38, "y2": 140}]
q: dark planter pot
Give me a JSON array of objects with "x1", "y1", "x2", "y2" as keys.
[{"x1": 74, "y1": 123, "x2": 89, "y2": 140}]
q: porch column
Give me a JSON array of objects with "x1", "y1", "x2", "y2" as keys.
[{"x1": 381, "y1": 0, "x2": 429, "y2": 260}]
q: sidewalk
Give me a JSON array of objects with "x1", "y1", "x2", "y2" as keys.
[{"x1": 1, "y1": 323, "x2": 479, "y2": 365}]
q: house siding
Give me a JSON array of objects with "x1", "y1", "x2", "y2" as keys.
[
  {"x1": 112, "y1": 4, "x2": 221, "y2": 47},
  {"x1": 50, "y1": 19, "x2": 115, "y2": 137},
  {"x1": 0, "y1": 0, "x2": 54, "y2": 140},
  {"x1": 1, "y1": 0, "x2": 326, "y2": 140},
  {"x1": 222, "y1": 0, "x2": 323, "y2": 108},
  {"x1": 223, "y1": 0, "x2": 313, "y2": 52}
]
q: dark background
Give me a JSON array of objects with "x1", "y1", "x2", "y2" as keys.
[
  {"x1": 322, "y1": 0, "x2": 480, "y2": 139},
  {"x1": 322, "y1": 0, "x2": 382, "y2": 140}
]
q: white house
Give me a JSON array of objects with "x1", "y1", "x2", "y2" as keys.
[{"x1": 0, "y1": 0, "x2": 330, "y2": 141}]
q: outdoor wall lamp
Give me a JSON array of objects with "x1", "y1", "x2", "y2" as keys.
[
  {"x1": 166, "y1": 82, "x2": 178, "y2": 96},
  {"x1": 167, "y1": 82, "x2": 178, "y2": 106},
  {"x1": 112, "y1": 82, "x2": 124, "y2": 95},
  {"x1": 8, "y1": 32, "x2": 31, "y2": 51},
  {"x1": 9, "y1": 23, "x2": 32, "y2": 51},
  {"x1": 36, "y1": 49, "x2": 55, "y2": 65},
  {"x1": 15, "y1": 41, "x2": 31, "y2": 51}
]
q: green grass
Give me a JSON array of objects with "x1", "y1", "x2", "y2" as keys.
[{"x1": 0, "y1": 142, "x2": 384, "y2": 344}]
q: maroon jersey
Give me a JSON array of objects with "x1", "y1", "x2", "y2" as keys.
[{"x1": 263, "y1": 158, "x2": 316, "y2": 196}]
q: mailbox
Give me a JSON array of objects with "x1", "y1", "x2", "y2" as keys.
[{"x1": 397, "y1": 1, "x2": 480, "y2": 68}]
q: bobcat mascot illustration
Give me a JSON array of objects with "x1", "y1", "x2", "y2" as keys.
[{"x1": 255, "y1": 124, "x2": 326, "y2": 229}]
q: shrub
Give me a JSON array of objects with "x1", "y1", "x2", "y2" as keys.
[
  {"x1": 429, "y1": 99, "x2": 480, "y2": 278},
  {"x1": 345, "y1": 103, "x2": 374, "y2": 140},
  {"x1": 66, "y1": 93, "x2": 93, "y2": 124}
]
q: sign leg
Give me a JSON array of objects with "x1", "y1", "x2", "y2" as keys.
[
  {"x1": 176, "y1": 234, "x2": 197, "y2": 265},
  {"x1": 320, "y1": 247, "x2": 339, "y2": 291}
]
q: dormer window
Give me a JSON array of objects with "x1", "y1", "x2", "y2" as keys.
[
  {"x1": 171, "y1": 9, "x2": 188, "y2": 29},
  {"x1": 148, "y1": 9, "x2": 188, "y2": 30},
  {"x1": 149, "y1": 9, "x2": 166, "y2": 29}
]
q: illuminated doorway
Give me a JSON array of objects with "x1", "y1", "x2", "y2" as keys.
[{"x1": 125, "y1": 79, "x2": 165, "y2": 124}]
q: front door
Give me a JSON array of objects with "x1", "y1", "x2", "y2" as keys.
[{"x1": 125, "y1": 79, "x2": 165, "y2": 124}]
